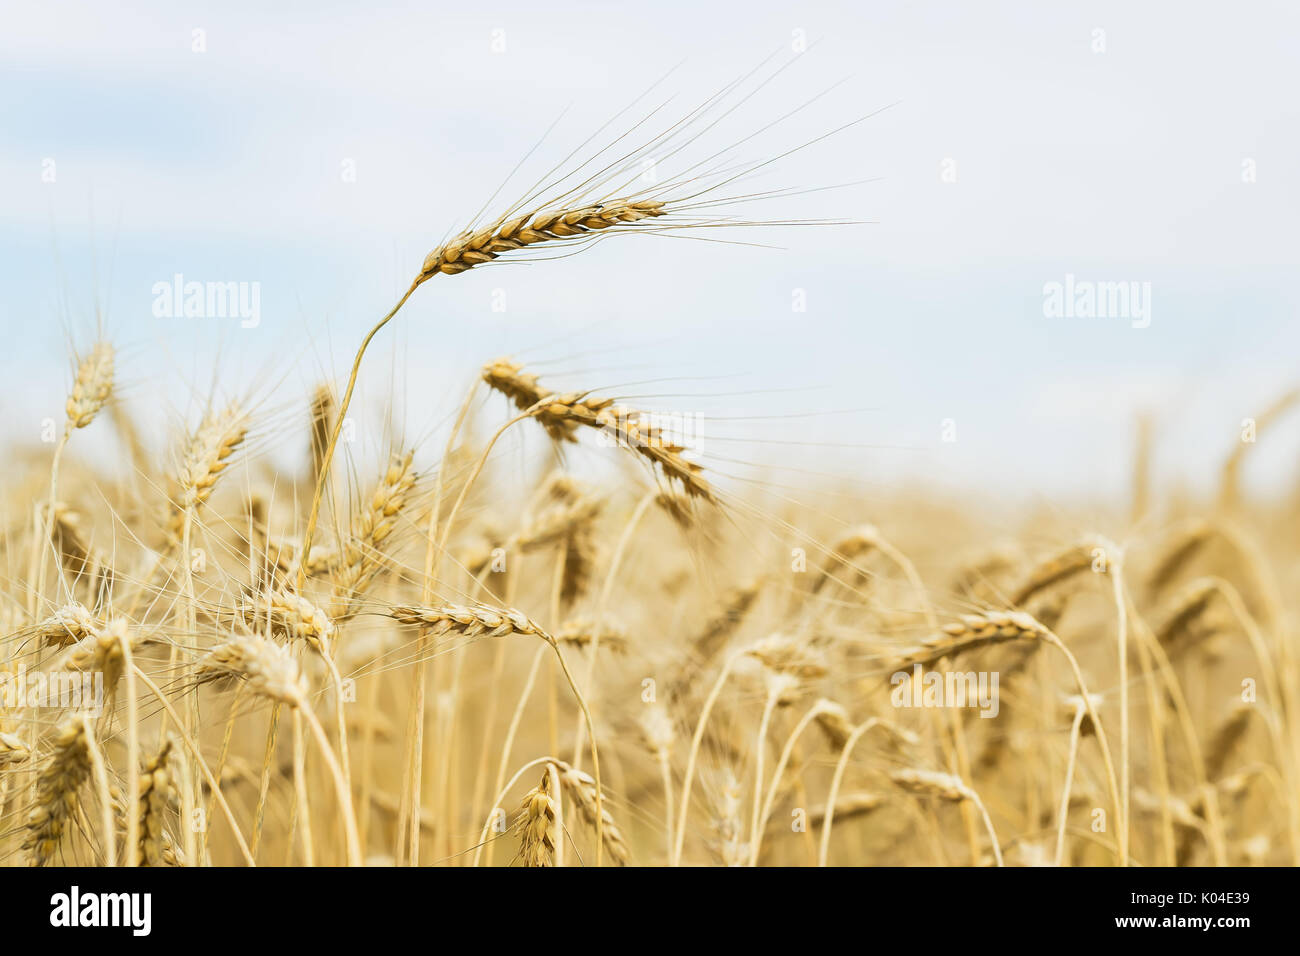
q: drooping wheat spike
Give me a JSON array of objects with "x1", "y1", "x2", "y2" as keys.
[
  {"x1": 197, "y1": 634, "x2": 307, "y2": 707},
  {"x1": 889, "y1": 768, "x2": 972, "y2": 803},
  {"x1": 24, "y1": 716, "x2": 93, "y2": 866},
  {"x1": 484, "y1": 359, "x2": 714, "y2": 500},
  {"x1": 805, "y1": 792, "x2": 884, "y2": 829},
  {"x1": 329, "y1": 450, "x2": 417, "y2": 619},
  {"x1": 34, "y1": 602, "x2": 100, "y2": 648},
  {"x1": 693, "y1": 581, "x2": 761, "y2": 662},
  {"x1": 555, "y1": 618, "x2": 628, "y2": 654},
  {"x1": 1059, "y1": 692, "x2": 1104, "y2": 739},
  {"x1": 1154, "y1": 577, "x2": 1219, "y2": 650},
  {"x1": 556, "y1": 764, "x2": 629, "y2": 865},
  {"x1": 894, "y1": 610, "x2": 1048, "y2": 669},
  {"x1": 1147, "y1": 519, "x2": 1212, "y2": 596},
  {"x1": 536, "y1": 390, "x2": 618, "y2": 440},
  {"x1": 890, "y1": 768, "x2": 1004, "y2": 865},
  {"x1": 390, "y1": 602, "x2": 547, "y2": 641},
  {"x1": 970, "y1": 595, "x2": 1069, "y2": 707},
  {"x1": 167, "y1": 403, "x2": 248, "y2": 539},
  {"x1": 421, "y1": 199, "x2": 668, "y2": 281},
  {"x1": 812, "y1": 524, "x2": 879, "y2": 593},
  {"x1": 514, "y1": 771, "x2": 559, "y2": 867},
  {"x1": 65, "y1": 341, "x2": 115, "y2": 431},
  {"x1": 813, "y1": 700, "x2": 855, "y2": 750},
  {"x1": 665, "y1": 581, "x2": 763, "y2": 704},
  {"x1": 811, "y1": 700, "x2": 916, "y2": 758},
  {"x1": 1010, "y1": 540, "x2": 1101, "y2": 606},
  {"x1": 482, "y1": 359, "x2": 577, "y2": 443},
  {"x1": 952, "y1": 544, "x2": 1021, "y2": 601},
  {"x1": 1027, "y1": 590, "x2": 1071, "y2": 634},
  {"x1": 544, "y1": 393, "x2": 715, "y2": 501},
  {"x1": 1204, "y1": 705, "x2": 1253, "y2": 781},
  {"x1": 746, "y1": 633, "x2": 829, "y2": 681},
  {"x1": 654, "y1": 490, "x2": 696, "y2": 530}
]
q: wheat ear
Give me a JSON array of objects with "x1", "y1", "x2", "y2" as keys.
[
  {"x1": 556, "y1": 763, "x2": 629, "y2": 865},
  {"x1": 515, "y1": 765, "x2": 563, "y2": 867},
  {"x1": 133, "y1": 740, "x2": 176, "y2": 866},
  {"x1": 24, "y1": 716, "x2": 93, "y2": 866},
  {"x1": 1010, "y1": 540, "x2": 1100, "y2": 606},
  {"x1": 29, "y1": 341, "x2": 115, "y2": 620},
  {"x1": 892, "y1": 610, "x2": 1049, "y2": 669}
]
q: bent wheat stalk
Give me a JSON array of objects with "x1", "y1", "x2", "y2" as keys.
[
  {"x1": 391, "y1": 604, "x2": 607, "y2": 864},
  {"x1": 750, "y1": 699, "x2": 842, "y2": 866},
  {"x1": 673, "y1": 647, "x2": 745, "y2": 865},
  {"x1": 298, "y1": 200, "x2": 675, "y2": 580},
  {"x1": 886, "y1": 768, "x2": 1004, "y2": 867}
]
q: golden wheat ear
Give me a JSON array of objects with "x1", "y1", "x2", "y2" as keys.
[
  {"x1": 514, "y1": 769, "x2": 560, "y2": 868},
  {"x1": 422, "y1": 201, "x2": 668, "y2": 278},
  {"x1": 23, "y1": 716, "x2": 94, "y2": 866}
]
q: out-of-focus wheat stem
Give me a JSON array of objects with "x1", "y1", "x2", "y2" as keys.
[
  {"x1": 129, "y1": 664, "x2": 255, "y2": 865},
  {"x1": 751, "y1": 700, "x2": 828, "y2": 866},
  {"x1": 292, "y1": 710, "x2": 314, "y2": 866},
  {"x1": 673, "y1": 648, "x2": 744, "y2": 865},
  {"x1": 399, "y1": 378, "x2": 478, "y2": 866},
  {"x1": 1054, "y1": 701, "x2": 1086, "y2": 866},
  {"x1": 119, "y1": 632, "x2": 140, "y2": 867},
  {"x1": 571, "y1": 489, "x2": 656, "y2": 771},
  {"x1": 84, "y1": 718, "x2": 115, "y2": 867}
]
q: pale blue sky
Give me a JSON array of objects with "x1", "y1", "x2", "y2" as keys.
[{"x1": 3, "y1": 0, "x2": 1298, "y2": 504}]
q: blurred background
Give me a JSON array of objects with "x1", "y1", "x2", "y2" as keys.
[{"x1": 2, "y1": 0, "x2": 1298, "y2": 506}]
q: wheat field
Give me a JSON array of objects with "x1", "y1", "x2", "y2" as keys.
[{"x1": 3, "y1": 71, "x2": 1298, "y2": 869}]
